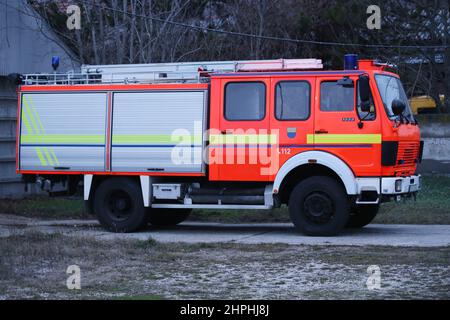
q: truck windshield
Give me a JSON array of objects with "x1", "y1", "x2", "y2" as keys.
[{"x1": 375, "y1": 74, "x2": 415, "y2": 123}]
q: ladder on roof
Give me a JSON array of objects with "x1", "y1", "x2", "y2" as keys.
[{"x1": 23, "y1": 58, "x2": 323, "y2": 85}]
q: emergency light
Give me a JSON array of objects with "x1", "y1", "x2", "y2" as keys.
[
  {"x1": 344, "y1": 54, "x2": 358, "y2": 70},
  {"x1": 52, "y1": 56, "x2": 60, "y2": 71}
]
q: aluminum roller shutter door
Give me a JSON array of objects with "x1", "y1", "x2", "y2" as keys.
[{"x1": 111, "y1": 91, "x2": 206, "y2": 173}]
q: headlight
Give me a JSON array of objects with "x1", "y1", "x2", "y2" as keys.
[{"x1": 395, "y1": 179, "x2": 403, "y2": 192}]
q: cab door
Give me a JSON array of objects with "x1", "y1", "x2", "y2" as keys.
[
  {"x1": 268, "y1": 77, "x2": 315, "y2": 180},
  {"x1": 209, "y1": 77, "x2": 271, "y2": 181},
  {"x1": 314, "y1": 76, "x2": 380, "y2": 176}
]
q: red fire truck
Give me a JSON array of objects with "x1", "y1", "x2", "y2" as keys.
[{"x1": 16, "y1": 55, "x2": 422, "y2": 236}]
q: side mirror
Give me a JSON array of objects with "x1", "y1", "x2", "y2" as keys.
[
  {"x1": 391, "y1": 99, "x2": 406, "y2": 116},
  {"x1": 337, "y1": 77, "x2": 354, "y2": 88},
  {"x1": 358, "y1": 75, "x2": 370, "y2": 103}
]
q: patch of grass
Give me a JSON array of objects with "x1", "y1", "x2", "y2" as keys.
[
  {"x1": 0, "y1": 196, "x2": 88, "y2": 219},
  {"x1": 375, "y1": 175, "x2": 450, "y2": 224},
  {"x1": 134, "y1": 237, "x2": 159, "y2": 249},
  {"x1": 1, "y1": 232, "x2": 449, "y2": 299},
  {"x1": 189, "y1": 207, "x2": 289, "y2": 223}
]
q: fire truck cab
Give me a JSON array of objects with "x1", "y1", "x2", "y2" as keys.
[{"x1": 16, "y1": 55, "x2": 422, "y2": 236}]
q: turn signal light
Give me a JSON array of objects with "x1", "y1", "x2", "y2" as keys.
[{"x1": 395, "y1": 179, "x2": 403, "y2": 192}]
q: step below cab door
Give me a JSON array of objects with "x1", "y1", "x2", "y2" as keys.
[
  {"x1": 208, "y1": 77, "x2": 272, "y2": 181},
  {"x1": 313, "y1": 75, "x2": 381, "y2": 176}
]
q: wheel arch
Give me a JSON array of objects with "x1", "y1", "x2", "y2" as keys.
[
  {"x1": 273, "y1": 151, "x2": 357, "y2": 203},
  {"x1": 83, "y1": 175, "x2": 144, "y2": 209}
]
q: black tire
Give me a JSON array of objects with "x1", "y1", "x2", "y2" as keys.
[
  {"x1": 288, "y1": 176, "x2": 350, "y2": 236},
  {"x1": 148, "y1": 209, "x2": 191, "y2": 227},
  {"x1": 346, "y1": 204, "x2": 379, "y2": 228},
  {"x1": 93, "y1": 177, "x2": 147, "y2": 232}
]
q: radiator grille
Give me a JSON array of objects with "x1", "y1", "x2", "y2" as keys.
[{"x1": 397, "y1": 141, "x2": 420, "y2": 167}]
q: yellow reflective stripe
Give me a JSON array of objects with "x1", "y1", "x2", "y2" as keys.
[
  {"x1": 23, "y1": 96, "x2": 51, "y2": 166},
  {"x1": 43, "y1": 148, "x2": 54, "y2": 166},
  {"x1": 27, "y1": 96, "x2": 45, "y2": 133},
  {"x1": 23, "y1": 95, "x2": 61, "y2": 166},
  {"x1": 35, "y1": 148, "x2": 47, "y2": 166},
  {"x1": 21, "y1": 112, "x2": 33, "y2": 136},
  {"x1": 21, "y1": 134, "x2": 105, "y2": 144},
  {"x1": 209, "y1": 134, "x2": 278, "y2": 145},
  {"x1": 112, "y1": 134, "x2": 203, "y2": 144},
  {"x1": 21, "y1": 96, "x2": 47, "y2": 167},
  {"x1": 22, "y1": 97, "x2": 40, "y2": 134},
  {"x1": 49, "y1": 149, "x2": 59, "y2": 165},
  {"x1": 307, "y1": 134, "x2": 382, "y2": 144}
]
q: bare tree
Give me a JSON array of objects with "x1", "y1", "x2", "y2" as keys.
[{"x1": 28, "y1": 0, "x2": 450, "y2": 113}]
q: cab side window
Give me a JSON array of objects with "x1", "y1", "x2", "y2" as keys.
[
  {"x1": 357, "y1": 81, "x2": 376, "y2": 120},
  {"x1": 225, "y1": 82, "x2": 266, "y2": 121},
  {"x1": 320, "y1": 81, "x2": 354, "y2": 111},
  {"x1": 275, "y1": 81, "x2": 310, "y2": 120}
]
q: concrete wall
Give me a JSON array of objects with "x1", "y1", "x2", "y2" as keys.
[
  {"x1": 0, "y1": 77, "x2": 32, "y2": 198},
  {"x1": 0, "y1": 77, "x2": 46, "y2": 198},
  {"x1": 417, "y1": 115, "x2": 450, "y2": 175},
  {"x1": 0, "y1": 78, "x2": 17, "y2": 181},
  {"x1": 0, "y1": 0, "x2": 79, "y2": 76},
  {"x1": 0, "y1": 0, "x2": 80, "y2": 198}
]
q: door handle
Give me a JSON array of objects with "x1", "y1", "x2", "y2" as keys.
[
  {"x1": 54, "y1": 166, "x2": 70, "y2": 170},
  {"x1": 315, "y1": 129, "x2": 328, "y2": 134}
]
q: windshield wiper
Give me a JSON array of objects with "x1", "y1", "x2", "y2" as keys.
[{"x1": 403, "y1": 114, "x2": 410, "y2": 124}]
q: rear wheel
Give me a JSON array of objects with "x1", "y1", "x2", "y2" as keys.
[
  {"x1": 148, "y1": 209, "x2": 191, "y2": 227},
  {"x1": 288, "y1": 176, "x2": 350, "y2": 236},
  {"x1": 346, "y1": 204, "x2": 379, "y2": 228},
  {"x1": 93, "y1": 177, "x2": 147, "y2": 232}
]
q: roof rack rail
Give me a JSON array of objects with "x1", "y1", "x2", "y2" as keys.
[{"x1": 22, "y1": 58, "x2": 323, "y2": 85}]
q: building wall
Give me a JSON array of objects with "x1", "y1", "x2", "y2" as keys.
[
  {"x1": 0, "y1": 77, "x2": 18, "y2": 195},
  {"x1": 0, "y1": 0, "x2": 79, "y2": 198},
  {"x1": 0, "y1": 76, "x2": 41, "y2": 198},
  {"x1": 0, "y1": 0, "x2": 78, "y2": 76},
  {"x1": 417, "y1": 115, "x2": 450, "y2": 175}
]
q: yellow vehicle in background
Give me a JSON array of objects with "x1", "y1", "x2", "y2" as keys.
[{"x1": 409, "y1": 95, "x2": 444, "y2": 114}]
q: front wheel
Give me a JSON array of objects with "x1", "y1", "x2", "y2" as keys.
[
  {"x1": 346, "y1": 204, "x2": 379, "y2": 228},
  {"x1": 288, "y1": 176, "x2": 350, "y2": 236}
]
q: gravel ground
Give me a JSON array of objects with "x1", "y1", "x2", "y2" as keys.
[{"x1": 0, "y1": 231, "x2": 448, "y2": 300}]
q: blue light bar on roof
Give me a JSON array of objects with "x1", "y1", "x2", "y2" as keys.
[
  {"x1": 344, "y1": 54, "x2": 358, "y2": 70},
  {"x1": 52, "y1": 56, "x2": 60, "y2": 71}
]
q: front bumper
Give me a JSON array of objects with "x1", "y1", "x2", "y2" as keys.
[
  {"x1": 381, "y1": 175, "x2": 421, "y2": 195},
  {"x1": 355, "y1": 175, "x2": 421, "y2": 204}
]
